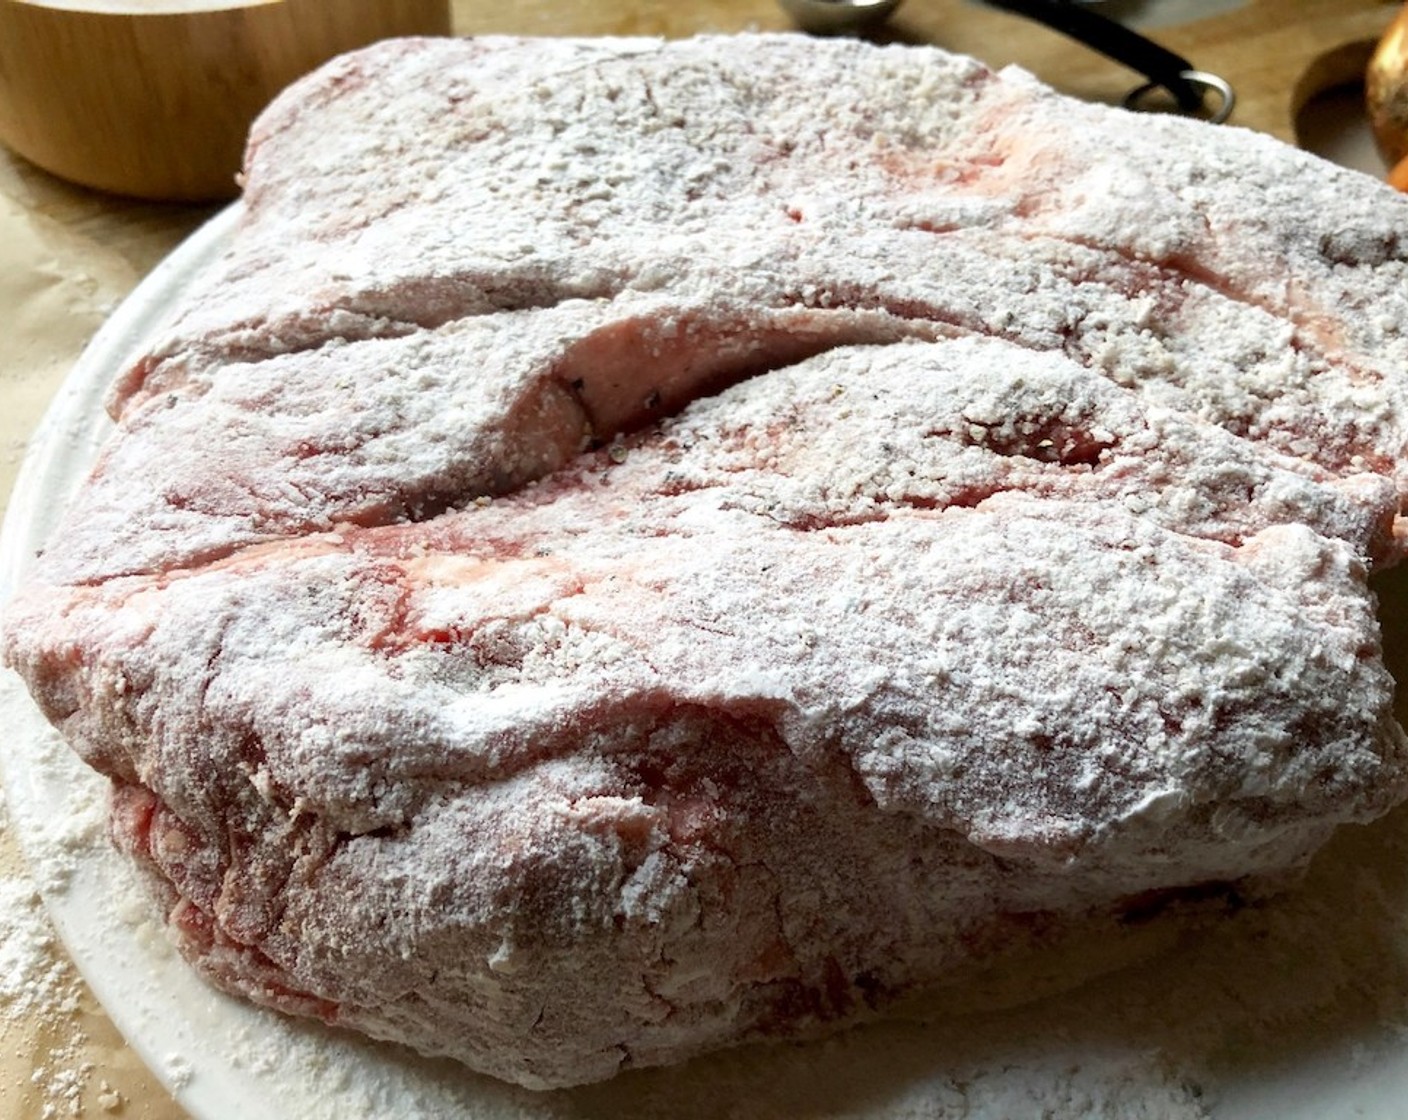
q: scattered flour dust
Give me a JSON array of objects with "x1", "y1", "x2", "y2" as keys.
[
  {"x1": 0, "y1": 794, "x2": 99, "y2": 1120},
  {"x1": 0, "y1": 716, "x2": 176, "y2": 1120}
]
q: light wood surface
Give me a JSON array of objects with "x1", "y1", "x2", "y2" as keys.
[
  {"x1": 0, "y1": 1, "x2": 1400, "y2": 1117},
  {"x1": 0, "y1": 0, "x2": 452, "y2": 201}
]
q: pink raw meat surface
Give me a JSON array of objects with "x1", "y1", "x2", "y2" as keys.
[{"x1": 6, "y1": 34, "x2": 1408, "y2": 1090}]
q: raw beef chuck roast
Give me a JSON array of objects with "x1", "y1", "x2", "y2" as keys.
[{"x1": 7, "y1": 34, "x2": 1408, "y2": 1089}]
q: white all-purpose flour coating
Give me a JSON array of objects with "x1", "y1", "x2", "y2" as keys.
[{"x1": 6, "y1": 32, "x2": 1408, "y2": 1103}]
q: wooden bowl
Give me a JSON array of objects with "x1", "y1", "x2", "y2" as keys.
[{"x1": 0, "y1": 0, "x2": 452, "y2": 202}]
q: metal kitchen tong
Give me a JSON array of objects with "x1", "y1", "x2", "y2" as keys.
[{"x1": 779, "y1": 0, "x2": 1237, "y2": 124}]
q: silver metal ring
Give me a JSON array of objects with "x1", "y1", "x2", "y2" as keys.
[{"x1": 1122, "y1": 70, "x2": 1236, "y2": 125}]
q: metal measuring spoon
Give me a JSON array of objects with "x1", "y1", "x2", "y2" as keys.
[
  {"x1": 776, "y1": 0, "x2": 1234, "y2": 123},
  {"x1": 777, "y1": 0, "x2": 905, "y2": 35}
]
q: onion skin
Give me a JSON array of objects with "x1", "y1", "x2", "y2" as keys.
[
  {"x1": 1366, "y1": 5, "x2": 1408, "y2": 175},
  {"x1": 1390, "y1": 154, "x2": 1408, "y2": 192}
]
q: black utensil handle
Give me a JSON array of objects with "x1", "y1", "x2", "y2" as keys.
[{"x1": 983, "y1": 0, "x2": 1204, "y2": 111}]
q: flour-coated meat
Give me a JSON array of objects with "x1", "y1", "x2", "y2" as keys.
[{"x1": 5, "y1": 34, "x2": 1408, "y2": 1089}]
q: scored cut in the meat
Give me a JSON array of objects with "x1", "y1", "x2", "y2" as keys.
[
  {"x1": 53, "y1": 34, "x2": 1408, "y2": 584},
  {"x1": 6, "y1": 34, "x2": 1408, "y2": 1090}
]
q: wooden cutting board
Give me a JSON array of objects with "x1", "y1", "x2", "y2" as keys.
[{"x1": 450, "y1": 0, "x2": 1401, "y2": 147}]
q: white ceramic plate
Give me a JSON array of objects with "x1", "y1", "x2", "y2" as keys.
[{"x1": 5, "y1": 207, "x2": 1408, "y2": 1120}]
